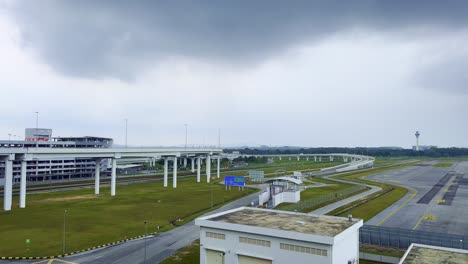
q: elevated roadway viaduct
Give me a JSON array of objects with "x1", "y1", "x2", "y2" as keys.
[{"x1": 0, "y1": 148, "x2": 222, "y2": 211}]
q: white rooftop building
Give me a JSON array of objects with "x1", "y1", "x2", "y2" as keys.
[{"x1": 195, "y1": 207, "x2": 363, "y2": 264}]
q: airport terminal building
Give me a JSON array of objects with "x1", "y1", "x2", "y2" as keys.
[{"x1": 0, "y1": 128, "x2": 113, "y2": 185}]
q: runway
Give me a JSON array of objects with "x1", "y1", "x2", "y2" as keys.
[{"x1": 366, "y1": 161, "x2": 468, "y2": 235}]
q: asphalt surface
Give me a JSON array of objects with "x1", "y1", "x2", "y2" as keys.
[{"x1": 366, "y1": 161, "x2": 468, "y2": 235}]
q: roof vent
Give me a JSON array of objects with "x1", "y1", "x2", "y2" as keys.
[
  {"x1": 295, "y1": 221, "x2": 305, "y2": 225},
  {"x1": 348, "y1": 215, "x2": 353, "y2": 222}
]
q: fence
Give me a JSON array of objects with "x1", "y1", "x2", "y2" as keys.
[
  {"x1": 279, "y1": 184, "x2": 367, "y2": 212},
  {"x1": 360, "y1": 225, "x2": 468, "y2": 250}
]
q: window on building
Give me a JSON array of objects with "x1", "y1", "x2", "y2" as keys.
[
  {"x1": 206, "y1": 231, "x2": 225, "y2": 240},
  {"x1": 239, "y1": 237, "x2": 271, "y2": 247},
  {"x1": 280, "y1": 243, "x2": 327, "y2": 256}
]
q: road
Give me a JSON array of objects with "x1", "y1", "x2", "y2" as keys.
[{"x1": 308, "y1": 174, "x2": 382, "y2": 215}]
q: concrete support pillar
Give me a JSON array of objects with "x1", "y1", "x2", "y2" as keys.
[
  {"x1": 289, "y1": 157, "x2": 291, "y2": 161},
  {"x1": 173, "y1": 157, "x2": 178, "y2": 188},
  {"x1": 307, "y1": 157, "x2": 309, "y2": 161},
  {"x1": 197, "y1": 157, "x2": 201, "y2": 183},
  {"x1": 163, "y1": 158, "x2": 168, "y2": 187},
  {"x1": 297, "y1": 156, "x2": 300, "y2": 161},
  {"x1": 94, "y1": 159, "x2": 101, "y2": 195},
  {"x1": 206, "y1": 155, "x2": 211, "y2": 183},
  {"x1": 111, "y1": 158, "x2": 117, "y2": 196},
  {"x1": 217, "y1": 156, "x2": 220, "y2": 178},
  {"x1": 319, "y1": 157, "x2": 322, "y2": 162},
  {"x1": 279, "y1": 156, "x2": 282, "y2": 161},
  {"x1": 330, "y1": 156, "x2": 333, "y2": 162},
  {"x1": 19, "y1": 160, "x2": 27, "y2": 208},
  {"x1": 314, "y1": 156, "x2": 317, "y2": 162},
  {"x1": 3, "y1": 159, "x2": 13, "y2": 211},
  {"x1": 191, "y1": 158, "x2": 195, "y2": 173},
  {"x1": 183, "y1": 158, "x2": 187, "y2": 168}
]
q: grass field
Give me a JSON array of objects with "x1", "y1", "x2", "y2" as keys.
[
  {"x1": 161, "y1": 240, "x2": 200, "y2": 264},
  {"x1": 0, "y1": 178, "x2": 255, "y2": 256},
  {"x1": 432, "y1": 162, "x2": 453, "y2": 168}
]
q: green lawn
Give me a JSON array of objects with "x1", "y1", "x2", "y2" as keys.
[
  {"x1": 161, "y1": 240, "x2": 201, "y2": 264},
  {"x1": 432, "y1": 162, "x2": 453, "y2": 168},
  {"x1": 0, "y1": 178, "x2": 255, "y2": 257}
]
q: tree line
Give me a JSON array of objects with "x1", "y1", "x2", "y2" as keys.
[{"x1": 225, "y1": 147, "x2": 468, "y2": 157}]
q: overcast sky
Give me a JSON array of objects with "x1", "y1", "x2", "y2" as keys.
[{"x1": 1, "y1": 1, "x2": 467, "y2": 148}]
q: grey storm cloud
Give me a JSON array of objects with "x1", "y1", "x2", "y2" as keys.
[
  {"x1": 415, "y1": 52, "x2": 468, "y2": 94},
  {"x1": 7, "y1": 0, "x2": 468, "y2": 80}
]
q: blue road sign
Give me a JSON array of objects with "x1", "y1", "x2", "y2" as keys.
[{"x1": 224, "y1": 176, "x2": 245, "y2": 187}]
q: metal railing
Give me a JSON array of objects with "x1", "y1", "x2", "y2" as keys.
[{"x1": 360, "y1": 225, "x2": 468, "y2": 250}]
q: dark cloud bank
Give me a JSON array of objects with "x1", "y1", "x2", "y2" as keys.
[{"x1": 7, "y1": 0, "x2": 468, "y2": 81}]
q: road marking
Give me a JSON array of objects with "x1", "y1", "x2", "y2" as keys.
[
  {"x1": 413, "y1": 206, "x2": 433, "y2": 230},
  {"x1": 33, "y1": 259, "x2": 77, "y2": 264},
  {"x1": 437, "y1": 199, "x2": 446, "y2": 204},
  {"x1": 424, "y1": 215, "x2": 436, "y2": 220},
  {"x1": 377, "y1": 187, "x2": 417, "y2": 226},
  {"x1": 389, "y1": 180, "x2": 400, "y2": 183}
]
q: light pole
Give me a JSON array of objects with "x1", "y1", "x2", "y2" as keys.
[
  {"x1": 125, "y1": 118, "x2": 128, "y2": 148},
  {"x1": 144, "y1": 221, "x2": 148, "y2": 264},
  {"x1": 211, "y1": 181, "x2": 214, "y2": 208},
  {"x1": 63, "y1": 209, "x2": 67, "y2": 255},
  {"x1": 8, "y1": 133, "x2": 11, "y2": 141},
  {"x1": 184, "y1": 124, "x2": 188, "y2": 148}
]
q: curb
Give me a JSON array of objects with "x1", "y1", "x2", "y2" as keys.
[{"x1": 0, "y1": 232, "x2": 158, "y2": 261}]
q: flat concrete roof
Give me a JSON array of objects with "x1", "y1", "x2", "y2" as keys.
[
  {"x1": 208, "y1": 207, "x2": 359, "y2": 237},
  {"x1": 400, "y1": 244, "x2": 468, "y2": 264}
]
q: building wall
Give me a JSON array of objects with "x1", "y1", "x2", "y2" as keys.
[
  {"x1": 331, "y1": 227, "x2": 360, "y2": 264},
  {"x1": 271, "y1": 191, "x2": 300, "y2": 207},
  {"x1": 200, "y1": 227, "x2": 333, "y2": 264},
  {"x1": 259, "y1": 190, "x2": 270, "y2": 205}
]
